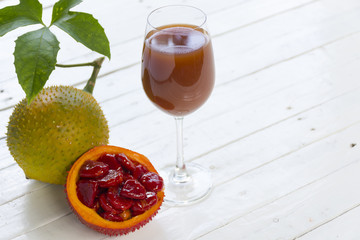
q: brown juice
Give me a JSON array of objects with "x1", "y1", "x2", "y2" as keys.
[{"x1": 141, "y1": 24, "x2": 215, "y2": 116}]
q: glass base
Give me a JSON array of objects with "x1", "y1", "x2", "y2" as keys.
[{"x1": 159, "y1": 163, "x2": 212, "y2": 206}]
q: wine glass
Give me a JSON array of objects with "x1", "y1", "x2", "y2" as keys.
[{"x1": 141, "y1": 5, "x2": 215, "y2": 206}]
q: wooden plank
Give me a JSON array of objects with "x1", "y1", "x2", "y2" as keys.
[
  {"x1": 2, "y1": 29, "x2": 360, "y2": 200},
  {"x1": 108, "y1": 31, "x2": 360, "y2": 166},
  {"x1": 296, "y1": 205, "x2": 360, "y2": 239},
  {"x1": 1, "y1": 185, "x2": 73, "y2": 240},
  {"x1": 3, "y1": 55, "x2": 360, "y2": 235},
  {"x1": 0, "y1": 0, "x2": 353, "y2": 111},
  {"x1": 2, "y1": 1, "x2": 360, "y2": 141},
  {"x1": 196, "y1": 155, "x2": 360, "y2": 239},
  {"x1": 134, "y1": 123, "x2": 360, "y2": 240},
  {"x1": 1, "y1": 0, "x2": 360, "y2": 238},
  {"x1": 0, "y1": 0, "x2": 303, "y2": 83},
  {"x1": 132, "y1": 85, "x2": 360, "y2": 185},
  {"x1": 8, "y1": 113, "x2": 360, "y2": 240},
  {"x1": 0, "y1": 137, "x2": 12, "y2": 170}
]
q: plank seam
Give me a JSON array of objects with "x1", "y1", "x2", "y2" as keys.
[
  {"x1": 293, "y1": 203, "x2": 360, "y2": 239},
  {"x1": 2, "y1": 84, "x2": 360, "y2": 205},
  {"x1": 109, "y1": 109, "x2": 156, "y2": 128},
  {"x1": 219, "y1": 30, "x2": 360, "y2": 88},
  {"x1": 9, "y1": 212, "x2": 73, "y2": 240},
  {"x1": 0, "y1": 61, "x2": 141, "y2": 112},
  {"x1": 0, "y1": 0, "x2": 329, "y2": 113},
  {"x1": 188, "y1": 83, "x2": 360, "y2": 164},
  {"x1": 216, "y1": 119, "x2": 360, "y2": 188},
  {"x1": 7, "y1": 121, "x2": 360, "y2": 237},
  {"x1": 194, "y1": 157, "x2": 360, "y2": 240},
  {"x1": 2, "y1": 182, "x2": 50, "y2": 207},
  {"x1": 212, "y1": 0, "x2": 319, "y2": 38}
]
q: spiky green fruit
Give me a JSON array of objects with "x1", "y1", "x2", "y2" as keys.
[{"x1": 6, "y1": 86, "x2": 109, "y2": 184}]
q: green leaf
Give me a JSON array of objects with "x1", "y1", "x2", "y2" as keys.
[
  {"x1": 14, "y1": 27, "x2": 60, "y2": 103},
  {"x1": 51, "y1": 0, "x2": 110, "y2": 59},
  {"x1": 51, "y1": 0, "x2": 82, "y2": 25},
  {"x1": 0, "y1": 0, "x2": 43, "y2": 36}
]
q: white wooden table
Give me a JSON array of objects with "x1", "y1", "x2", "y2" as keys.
[{"x1": 1, "y1": 0, "x2": 360, "y2": 239}]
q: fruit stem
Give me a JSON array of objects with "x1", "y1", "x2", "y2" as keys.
[
  {"x1": 55, "y1": 57, "x2": 105, "y2": 95},
  {"x1": 82, "y1": 57, "x2": 105, "y2": 95},
  {"x1": 55, "y1": 62, "x2": 98, "y2": 68}
]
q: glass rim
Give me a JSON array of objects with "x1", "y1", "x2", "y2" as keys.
[{"x1": 146, "y1": 5, "x2": 208, "y2": 31}]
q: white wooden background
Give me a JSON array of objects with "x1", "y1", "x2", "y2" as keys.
[{"x1": 1, "y1": 0, "x2": 360, "y2": 239}]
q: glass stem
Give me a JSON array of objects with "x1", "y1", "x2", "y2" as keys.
[{"x1": 173, "y1": 117, "x2": 190, "y2": 183}]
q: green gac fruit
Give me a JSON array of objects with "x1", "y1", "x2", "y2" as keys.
[{"x1": 6, "y1": 86, "x2": 109, "y2": 184}]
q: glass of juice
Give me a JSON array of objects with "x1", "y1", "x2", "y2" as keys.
[{"x1": 141, "y1": 5, "x2": 215, "y2": 206}]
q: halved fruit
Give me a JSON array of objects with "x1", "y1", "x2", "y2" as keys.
[{"x1": 66, "y1": 145, "x2": 164, "y2": 236}]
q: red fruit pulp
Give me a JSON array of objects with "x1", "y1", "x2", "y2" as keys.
[
  {"x1": 79, "y1": 160, "x2": 109, "y2": 178},
  {"x1": 140, "y1": 172, "x2": 164, "y2": 192},
  {"x1": 76, "y1": 153, "x2": 164, "y2": 222},
  {"x1": 99, "y1": 194, "x2": 118, "y2": 213},
  {"x1": 98, "y1": 154, "x2": 122, "y2": 170},
  {"x1": 145, "y1": 192, "x2": 158, "y2": 207},
  {"x1": 107, "y1": 187, "x2": 134, "y2": 211},
  {"x1": 120, "y1": 179, "x2": 147, "y2": 200},
  {"x1": 116, "y1": 153, "x2": 136, "y2": 172},
  {"x1": 76, "y1": 180, "x2": 99, "y2": 208},
  {"x1": 133, "y1": 164, "x2": 149, "y2": 179},
  {"x1": 100, "y1": 211, "x2": 125, "y2": 222},
  {"x1": 131, "y1": 200, "x2": 149, "y2": 216},
  {"x1": 98, "y1": 169, "x2": 123, "y2": 188}
]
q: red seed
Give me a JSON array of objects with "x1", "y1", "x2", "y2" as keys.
[
  {"x1": 130, "y1": 192, "x2": 157, "y2": 216},
  {"x1": 76, "y1": 152, "x2": 163, "y2": 223},
  {"x1": 98, "y1": 153, "x2": 122, "y2": 170},
  {"x1": 139, "y1": 172, "x2": 164, "y2": 192},
  {"x1": 100, "y1": 211, "x2": 125, "y2": 222},
  {"x1": 97, "y1": 169, "x2": 123, "y2": 188},
  {"x1": 116, "y1": 153, "x2": 136, "y2": 173},
  {"x1": 131, "y1": 200, "x2": 149, "y2": 216},
  {"x1": 123, "y1": 171, "x2": 135, "y2": 181},
  {"x1": 133, "y1": 164, "x2": 149, "y2": 180},
  {"x1": 145, "y1": 192, "x2": 158, "y2": 208},
  {"x1": 79, "y1": 160, "x2": 109, "y2": 178},
  {"x1": 120, "y1": 179, "x2": 147, "y2": 199},
  {"x1": 99, "y1": 194, "x2": 118, "y2": 213},
  {"x1": 76, "y1": 180, "x2": 99, "y2": 208},
  {"x1": 107, "y1": 187, "x2": 134, "y2": 211}
]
